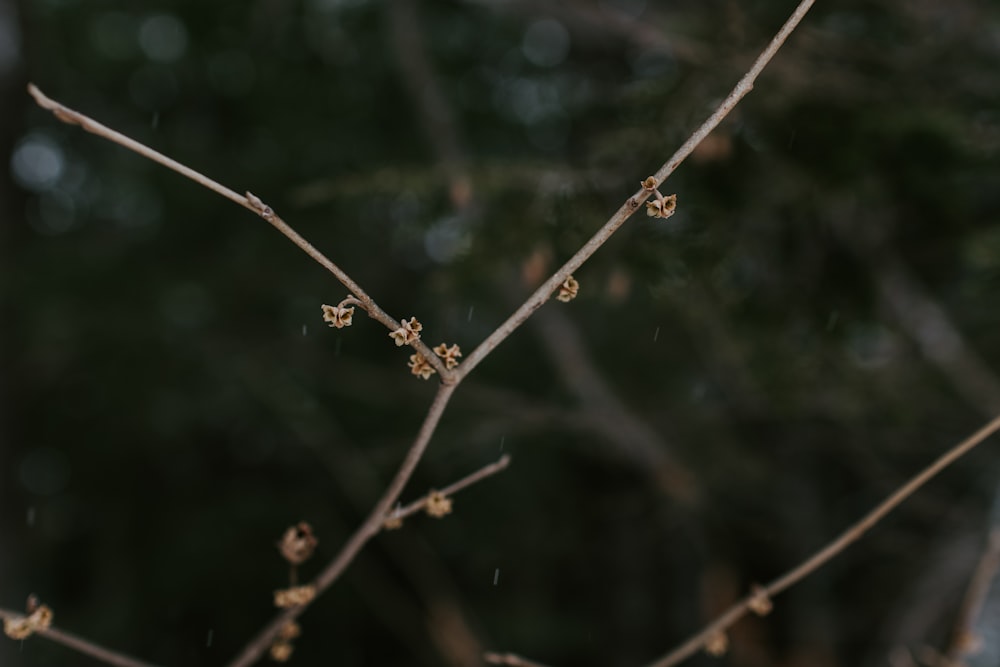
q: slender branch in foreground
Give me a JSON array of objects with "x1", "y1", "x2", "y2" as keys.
[
  {"x1": 0, "y1": 608, "x2": 159, "y2": 667},
  {"x1": 454, "y1": 0, "x2": 817, "y2": 381},
  {"x1": 946, "y1": 526, "x2": 1000, "y2": 660},
  {"x1": 386, "y1": 454, "x2": 511, "y2": 523},
  {"x1": 25, "y1": 84, "x2": 451, "y2": 379},
  {"x1": 646, "y1": 413, "x2": 1000, "y2": 667},
  {"x1": 225, "y1": 383, "x2": 457, "y2": 667},
  {"x1": 484, "y1": 651, "x2": 554, "y2": 667}
]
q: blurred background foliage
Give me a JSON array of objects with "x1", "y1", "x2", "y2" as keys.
[{"x1": 3, "y1": 0, "x2": 1000, "y2": 665}]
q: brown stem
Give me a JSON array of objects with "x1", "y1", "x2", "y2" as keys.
[
  {"x1": 454, "y1": 0, "x2": 817, "y2": 380},
  {"x1": 646, "y1": 412, "x2": 1000, "y2": 667},
  {"x1": 25, "y1": 84, "x2": 452, "y2": 381},
  {"x1": 225, "y1": 383, "x2": 457, "y2": 667},
  {"x1": 484, "y1": 651, "x2": 554, "y2": 667},
  {"x1": 0, "y1": 608, "x2": 160, "y2": 667},
  {"x1": 389, "y1": 454, "x2": 511, "y2": 522},
  {"x1": 945, "y1": 526, "x2": 1000, "y2": 660}
]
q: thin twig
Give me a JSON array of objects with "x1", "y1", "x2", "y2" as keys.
[
  {"x1": 0, "y1": 608, "x2": 160, "y2": 667},
  {"x1": 388, "y1": 454, "x2": 511, "y2": 522},
  {"x1": 387, "y1": 0, "x2": 473, "y2": 212},
  {"x1": 872, "y1": 256, "x2": 1000, "y2": 417},
  {"x1": 225, "y1": 383, "x2": 457, "y2": 667},
  {"x1": 25, "y1": 84, "x2": 451, "y2": 380},
  {"x1": 945, "y1": 526, "x2": 1000, "y2": 661},
  {"x1": 646, "y1": 413, "x2": 1000, "y2": 667},
  {"x1": 484, "y1": 651, "x2": 554, "y2": 667},
  {"x1": 454, "y1": 0, "x2": 817, "y2": 380},
  {"x1": 527, "y1": 301, "x2": 699, "y2": 504}
]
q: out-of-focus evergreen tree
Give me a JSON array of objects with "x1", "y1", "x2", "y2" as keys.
[{"x1": 3, "y1": 1, "x2": 1000, "y2": 665}]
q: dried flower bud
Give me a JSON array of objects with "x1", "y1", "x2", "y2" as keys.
[
  {"x1": 748, "y1": 585, "x2": 772, "y2": 616},
  {"x1": 645, "y1": 193, "x2": 677, "y2": 219},
  {"x1": 273, "y1": 585, "x2": 316, "y2": 608},
  {"x1": 408, "y1": 353, "x2": 437, "y2": 380},
  {"x1": 270, "y1": 641, "x2": 294, "y2": 662},
  {"x1": 321, "y1": 303, "x2": 354, "y2": 328},
  {"x1": 383, "y1": 515, "x2": 404, "y2": 531},
  {"x1": 425, "y1": 491, "x2": 453, "y2": 518},
  {"x1": 433, "y1": 343, "x2": 462, "y2": 369},
  {"x1": 3, "y1": 601, "x2": 53, "y2": 640},
  {"x1": 277, "y1": 622, "x2": 301, "y2": 641},
  {"x1": 556, "y1": 275, "x2": 579, "y2": 303},
  {"x1": 390, "y1": 317, "x2": 423, "y2": 346},
  {"x1": 704, "y1": 631, "x2": 728, "y2": 657},
  {"x1": 641, "y1": 176, "x2": 658, "y2": 190},
  {"x1": 277, "y1": 522, "x2": 318, "y2": 566}
]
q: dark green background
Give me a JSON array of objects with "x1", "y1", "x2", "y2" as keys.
[{"x1": 3, "y1": 0, "x2": 1000, "y2": 665}]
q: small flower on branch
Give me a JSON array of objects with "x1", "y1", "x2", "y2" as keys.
[
  {"x1": 748, "y1": 584, "x2": 773, "y2": 616},
  {"x1": 383, "y1": 513, "x2": 404, "y2": 531},
  {"x1": 425, "y1": 490, "x2": 453, "y2": 518},
  {"x1": 269, "y1": 641, "x2": 294, "y2": 662},
  {"x1": 390, "y1": 317, "x2": 423, "y2": 346},
  {"x1": 704, "y1": 631, "x2": 729, "y2": 657},
  {"x1": 433, "y1": 343, "x2": 462, "y2": 369},
  {"x1": 556, "y1": 275, "x2": 579, "y2": 303},
  {"x1": 321, "y1": 303, "x2": 354, "y2": 328},
  {"x1": 645, "y1": 192, "x2": 677, "y2": 219},
  {"x1": 408, "y1": 353, "x2": 437, "y2": 380},
  {"x1": 278, "y1": 622, "x2": 301, "y2": 641},
  {"x1": 277, "y1": 522, "x2": 318, "y2": 566},
  {"x1": 2, "y1": 596, "x2": 53, "y2": 640},
  {"x1": 273, "y1": 585, "x2": 316, "y2": 609}
]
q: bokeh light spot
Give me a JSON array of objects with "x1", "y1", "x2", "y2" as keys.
[
  {"x1": 138, "y1": 13, "x2": 188, "y2": 63},
  {"x1": 522, "y1": 19, "x2": 570, "y2": 68}
]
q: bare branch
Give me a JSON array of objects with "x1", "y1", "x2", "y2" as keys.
[
  {"x1": 387, "y1": 0, "x2": 473, "y2": 212},
  {"x1": 454, "y1": 0, "x2": 817, "y2": 380},
  {"x1": 0, "y1": 608, "x2": 160, "y2": 667},
  {"x1": 872, "y1": 256, "x2": 1000, "y2": 416},
  {"x1": 225, "y1": 382, "x2": 457, "y2": 667},
  {"x1": 26, "y1": 84, "x2": 452, "y2": 380},
  {"x1": 484, "y1": 651, "x2": 555, "y2": 667},
  {"x1": 646, "y1": 413, "x2": 1000, "y2": 667},
  {"x1": 945, "y1": 527, "x2": 1000, "y2": 661},
  {"x1": 386, "y1": 454, "x2": 511, "y2": 524}
]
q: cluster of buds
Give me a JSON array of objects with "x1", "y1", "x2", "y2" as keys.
[
  {"x1": 556, "y1": 275, "x2": 579, "y2": 302},
  {"x1": 269, "y1": 622, "x2": 302, "y2": 663},
  {"x1": 433, "y1": 343, "x2": 462, "y2": 369},
  {"x1": 390, "y1": 317, "x2": 423, "y2": 346},
  {"x1": 641, "y1": 177, "x2": 677, "y2": 219},
  {"x1": 277, "y1": 521, "x2": 318, "y2": 566},
  {"x1": 321, "y1": 300, "x2": 355, "y2": 329},
  {"x1": 270, "y1": 522, "x2": 318, "y2": 659},
  {"x1": 747, "y1": 584, "x2": 773, "y2": 616},
  {"x1": 408, "y1": 353, "x2": 436, "y2": 380},
  {"x1": 273, "y1": 585, "x2": 316, "y2": 609},
  {"x1": 381, "y1": 488, "x2": 455, "y2": 532},
  {"x1": 321, "y1": 308, "x2": 464, "y2": 380},
  {"x1": 425, "y1": 490, "x2": 453, "y2": 518},
  {"x1": 383, "y1": 507, "x2": 404, "y2": 531},
  {"x1": 408, "y1": 341, "x2": 464, "y2": 380},
  {"x1": 704, "y1": 631, "x2": 728, "y2": 657},
  {"x1": 2, "y1": 595, "x2": 53, "y2": 640}
]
